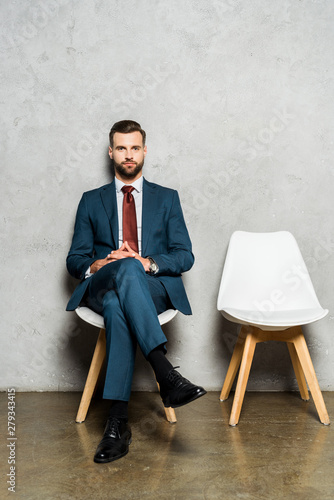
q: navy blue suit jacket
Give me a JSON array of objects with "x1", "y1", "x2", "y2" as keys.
[{"x1": 66, "y1": 178, "x2": 194, "y2": 314}]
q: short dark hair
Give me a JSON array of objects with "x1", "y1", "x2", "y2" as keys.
[{"x1": 109, "y1": 120, "x2": 146, "y2": 147}]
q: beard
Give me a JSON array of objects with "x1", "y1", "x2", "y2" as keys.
[{"x1": 113, "y1": 159, "x2": 144, "y2": 180}]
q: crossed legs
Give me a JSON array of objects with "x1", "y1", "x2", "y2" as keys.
[
  {"x1": 85, "y1": 258, "x2": 170, "y2": 400},
  {"x1": 83, "y1": 257, "x2": 206, "y2": 463}
]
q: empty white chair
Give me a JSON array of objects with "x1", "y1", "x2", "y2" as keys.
[{"x1": 218, "y1": 231, "x2": 330, "y2": 426}]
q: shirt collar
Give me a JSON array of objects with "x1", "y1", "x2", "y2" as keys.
[{"x1": 115, "y1": 176, "x2": 143, "y2": 193}]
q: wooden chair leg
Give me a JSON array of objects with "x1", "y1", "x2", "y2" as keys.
[
  {"x1": 163, "y1": 406, "x2": 177, "y2": 424},
  {"x1": 156, "y1": 381, "x2": 177, "y2": 423},
  {"x1": 220, "y1": 327, "x2": 247, "y2": 401},
  {"x1": 292, "y1": 328, "x2": 330, "y2": 425},
  {"x1": 76, "y1": 328, "x2": 106, "y2": 423},
  {"x1": 229, "y1": 331, "x2": 257, "y2": 426},
  {"x1": 287, "y1": 342, "x2": 309, "y2": 401}
]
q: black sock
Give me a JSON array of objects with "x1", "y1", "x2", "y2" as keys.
[
  {"x1": 108, "y1": 400, "x2": 128, "y2": 421},
  {"x1": 147, "y1": 344, "x2": 174, "y2": 385}
]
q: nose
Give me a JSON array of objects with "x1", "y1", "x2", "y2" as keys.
[{"x1": 125, "y1": 149, "x2": 133, "y2": 159}]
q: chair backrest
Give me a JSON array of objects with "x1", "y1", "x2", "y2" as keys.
[{"x1": 217, "y1": 231, "x2": 324, "y2": 314}]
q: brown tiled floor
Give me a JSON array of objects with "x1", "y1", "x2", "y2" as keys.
[{"x1": 1, "y1": 391, "x2": 333, "y2": 499}]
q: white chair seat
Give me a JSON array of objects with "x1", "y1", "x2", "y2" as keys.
[
  {"x1": 75, "y1": 306, "x2": 178, "y2": 329},
  {"x1": 75, "y1": 306, "x2": 105, "y2": 329},
  {"x1": 222, "y1": 307, "x2": 328, "y2": 331}
]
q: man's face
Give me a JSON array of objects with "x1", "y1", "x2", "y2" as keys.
[{"x1": 109, "y1": 131, "x2": 147, "y2": 182}]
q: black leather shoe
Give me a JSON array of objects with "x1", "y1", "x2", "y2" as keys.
[
  {"x1": 160, "y1": 368, "x2": 207, "y2": 408},
  {"x1": 94, "y1": 417, "x2": 131, "y2": 464}
]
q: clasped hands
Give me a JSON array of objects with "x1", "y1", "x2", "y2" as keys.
[{"x1": 90, "y1": 241, "x2": 151, "y2": 274}]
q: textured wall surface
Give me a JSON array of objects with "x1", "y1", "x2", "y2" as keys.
[{"x1": 1, "y1": 0, "x2": 333, "y2": 393}]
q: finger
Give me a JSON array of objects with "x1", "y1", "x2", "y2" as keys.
[
  {"x1": 124, "y1": 241, "x2": 137, "y2": 254},
  {"x1": 119, "y1": 250, "x2": 135, "y2": 258},
  {"x1": 110, "y1": 251, "x2": 127, "y2": 260}
]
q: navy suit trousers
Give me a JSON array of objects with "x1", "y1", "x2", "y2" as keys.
[{"x1": 85, "y1": 258, "x2": 172, "y2": 401}]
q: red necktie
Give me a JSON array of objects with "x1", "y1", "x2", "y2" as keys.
[{"x1": 122, "y1": 186, "x2": 139, "y2": 253}]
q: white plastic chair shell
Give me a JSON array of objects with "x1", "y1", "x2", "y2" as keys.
[
  {"x1": 217, "y1": 231, "x2": 328, "y2": 330},
  {"x1": 75, "y1": 306, "x2": 178, "y2": 329}
]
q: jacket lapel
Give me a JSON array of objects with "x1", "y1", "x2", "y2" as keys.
[
  {"x1": 142, "y1": 179, "x2": 158, "y2": 256},
  {"x1": 100, "y1": 181, "x2": 118, "y2": 249}
]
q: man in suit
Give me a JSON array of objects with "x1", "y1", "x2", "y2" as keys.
[{"x1": 66, "y1": 120, "x2": 206, "y2": 463}]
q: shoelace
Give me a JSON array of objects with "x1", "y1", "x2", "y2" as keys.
[
  {"x1": 166, "y1": 367, "x2": 182, "y2": 385},
  {"x1": 105, "y1": 417, "x2": 121, "y2": 438}
]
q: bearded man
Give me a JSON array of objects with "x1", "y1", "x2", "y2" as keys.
[{"x1": 66, "y1": 120, "x2": 206, "y2": 463}]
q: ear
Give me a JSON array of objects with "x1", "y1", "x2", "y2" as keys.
[
  {"x1": 144, "y1": 145, "x2": 147, "y2": 157},
  {"x1": 108, "y1": 146, "x2": 113, "y2": 159}
]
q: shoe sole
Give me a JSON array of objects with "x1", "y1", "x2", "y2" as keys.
[
  {"x1": 93, "y1": 438, "x2": 132, "y2": 464},
  {"x1": 165, "y1": 389, "x2": 207, "y2": 409}
]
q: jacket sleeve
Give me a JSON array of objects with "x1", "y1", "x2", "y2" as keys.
[
  {"x1": 66, "y1": 194, "x2": 97, "y2": 280},
  {"x1": 148, "y1": 191, "x2": 194, "y2": 276}
]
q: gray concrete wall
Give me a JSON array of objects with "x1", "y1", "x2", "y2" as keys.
[{"x1": 1, "y1": 0, "x2": 333, "y2": 393}]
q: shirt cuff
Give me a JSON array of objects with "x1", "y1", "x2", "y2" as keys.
[{"x1": 85, "y1": 267, "x2": 93, "y2": 279}]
